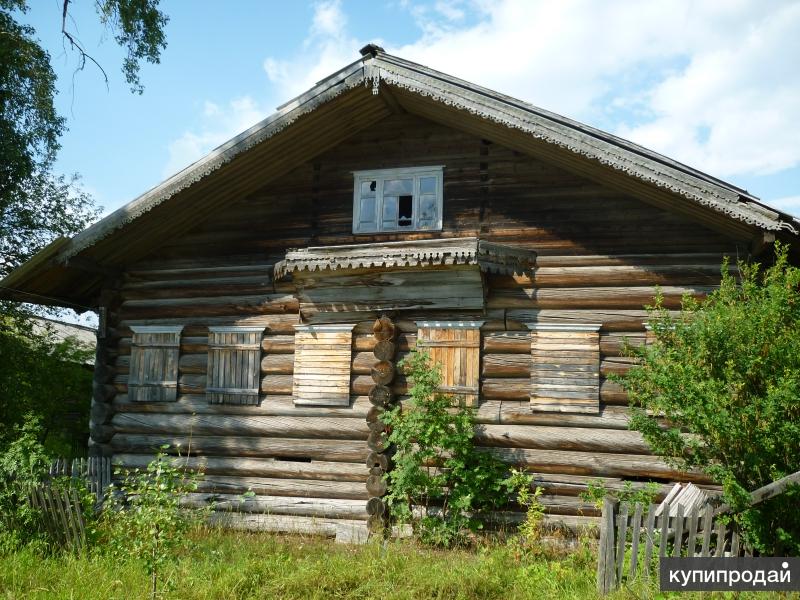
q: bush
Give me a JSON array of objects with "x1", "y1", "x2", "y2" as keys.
[
  {"x1": 100, "y1": 449, "x2": 204, "y2": 598},
  {"x1": 381, "y1": 350, "x2": 510, "y2": 546},
  {"x1": 620, "y1": 243, "x2": 800, "y2": 554},
  {"x1": 0, "y1": 416, "x2": 51, "y2": 549},
  {"x1": 0, "y1": 315, "x2": 93, "y2": 456}
]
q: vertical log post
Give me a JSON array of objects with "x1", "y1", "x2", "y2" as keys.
[
  {"x1": 89, "y1": 288, "x2": 120, "y2": 457},
  {"x1": 365, "y1": 316, "x2": 396, "y2": 535}
]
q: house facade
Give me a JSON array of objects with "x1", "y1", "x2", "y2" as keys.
[{"x1": 4, "y1": 45, "x2": 799, "y2": 538}]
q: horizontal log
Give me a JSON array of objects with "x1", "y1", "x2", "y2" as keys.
[
  {"x1": 111, "y1": 434, "x2": 366, "y2": 462},
  {"x1": 113, "y1": 453, "x2": 368, "y2": 481},
  {"x1": 487, "y1": 285, "x2": 711, "y2": 310},
  {"x1": 208, "y1": 512, "x2": 367, "y2": 536},
  {"x1": 118, "y1": 294, "x2": 298, "y2": 319},
  {"x1": 485, "y1": 447, "x2": 710, "y2": 482},
  {"x1": 112, "y1": 394, "x2": 372, "y2": 417},
  {"x1": 197, "y1": 475, "x2": 368, "y2": 499},
  {"x1": 482, "y1": 332, "x2": 529, "y2": 354},
  {"x1": 488, "y1": 402, "x2": 632, "y2": 429},
  {"x1": 487, "y1": 262, "x2": 729, "y2": 288},
  {"x1": 475, "y1": 424, "x2": 650, "y2": 454},
  {"x1": 111, "y1": 413, "x2": 369, "y2": 440},
  {"x1": 181, "y1": 493, "x2": 368, "y2": 519}
]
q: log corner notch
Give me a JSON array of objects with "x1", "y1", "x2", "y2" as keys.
[
  {"x1": 89, "y1": 288, "x2": 121, "y2": 456},
  {"x1": 365, "y1": 315, "x2": 397, "y2": 534}
]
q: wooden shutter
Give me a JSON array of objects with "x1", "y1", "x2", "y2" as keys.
[
  {"x1": 293, "y1": 324, "x2": 354, "y2": 406},
  {"x1": 527, "y1": 323, "x2": 601, "y2": 414},
  {"x1": 416, "y1": 321, "x2": 482, "y2": 407},
  {"x1": 129, "y1": 326, "x2": 183, "y2": 402},
  {"x1": 207, "y1": 326, "x2": 264, "y2": 405}
]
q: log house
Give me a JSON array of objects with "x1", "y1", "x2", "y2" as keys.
[{"x1": 4, "y1": 45, "x2": 799, "y2": 539}]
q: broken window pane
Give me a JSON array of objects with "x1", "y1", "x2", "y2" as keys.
[{"x1": 361, "y1": 180, "x2": 377, "y2": 197}]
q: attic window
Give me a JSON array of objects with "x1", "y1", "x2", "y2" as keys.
[{"x1": 353, "y1": 166, "x2": 443, "y2": 234}]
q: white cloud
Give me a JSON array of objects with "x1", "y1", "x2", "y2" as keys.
[
  {"x1": 767, "y1": 195, "x2": 800, "y2": 218},
  {"x1": 163, "y1": 96, "x2": 267, "y2": 178},
  {"x1": 262, "y1": 0, "x2": 365, "y2": 102},
  {"x1": 164, "y1": 0, "x2": 800, "y2": 191}
]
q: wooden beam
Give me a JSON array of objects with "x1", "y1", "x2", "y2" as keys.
[{"x1": 378, "y1": 84, "x2": 406, "y2": 114}]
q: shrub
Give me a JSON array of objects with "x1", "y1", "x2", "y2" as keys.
[
  {"x1": 620, "y1": 243, "x2": 800, "y2": 554},
  {"x1": 381, "y1": 350, "x2": 509, "y2": 547},
  {"x1": 100, "y1": 449, "x2": 204, "y2": 598},
  {"x1": 0, "y1": 416, "x2": 51, "y2": 549},
  {"x1": 506, "y1": 469, "x2": 546, "y2": 555}
]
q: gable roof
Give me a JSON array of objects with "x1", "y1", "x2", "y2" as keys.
[{"x1": 3, "y1": 44, "x2": 798, "y2": 309}]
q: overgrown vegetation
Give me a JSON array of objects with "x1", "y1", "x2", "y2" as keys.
[
  {"x1": 506, "y1": 469, "x2": 547, "y2": 555},
  {"x1": 620, "y1": 242, "x2": 800, "y2": 555},
  {"x1": 381, "y1": 350, "x2": 511, "y2": 546},
  {"x1": 580, "y1": 479, "x2": 660, "y2": 511},
  {"x1": 100, "y1": 449, "x2": 204, "y2": 598},
  {"x1": 0, "y1": 417, "x2": 51, "y2": 551},
  {"x1": 0, "y1": 316, "x2": 93, "y2": 456}
]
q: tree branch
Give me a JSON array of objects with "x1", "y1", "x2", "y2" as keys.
[{"x1": 61, "y1": 0, "x2": 109, "y2": 90}]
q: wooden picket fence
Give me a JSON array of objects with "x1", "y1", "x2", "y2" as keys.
[
  {"x1": 48, "y1": 457, "x2": 112, "y2": 504},
  {"x1": 22, "y1": 457, "x2": 113, "y2": 553},
  {"x1": 597, "y1": 470, "x2": 800, "y2": 594}
]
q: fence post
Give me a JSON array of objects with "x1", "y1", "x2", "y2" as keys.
[{"x1": 597, "y1": 496, "x2": 619, "y2": 595}]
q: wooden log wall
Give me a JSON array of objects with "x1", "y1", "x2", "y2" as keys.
[{"x1": 98, "y1": 112, "x2": 741, "y2": 534}]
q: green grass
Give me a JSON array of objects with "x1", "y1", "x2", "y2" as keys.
[{"x1": 0, "y1": 528, "x2": 794, "y2": 599}]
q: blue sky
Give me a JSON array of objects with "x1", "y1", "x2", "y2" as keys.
[{"x1": 20, "y1": 0, "x2": 800, "y2": 219}]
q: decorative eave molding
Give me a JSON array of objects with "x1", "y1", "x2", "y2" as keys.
[
  {"x1": 416, "y1": 320, "x2": 484, "y2": 329},
  {"x1": 274, "y1": 237, "x2": 536, "y2": 279}
]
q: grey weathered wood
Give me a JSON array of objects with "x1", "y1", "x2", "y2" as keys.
[
  {"x1": 714, "y1": 469, "x2": 800, "y2": 515},
  {"x1": 207, "y1": 327, "x2": 263, "y2": 405},
  {"x1": 628, "y1": 503, "x2": 643, "y2": 580},
  {"x1": 615, "y1": 503, "x2": 628, "y2": 584},
  {"x1": 701, "y1": 503, "x2": 713, "y2": 557},
  {"x1": 672, "y1": 503, "x2": 685, "y2": 557},
  {"x1": 730, "y1": 528, "x2": 739, "y2": 557},
  {"x1": 714, "y1": 520, "x2": 727, "y2": 557},
  {"x1": 597, "y1": 497, "x2": 616, "y2": 595},
  {"x1": 659, "y1": 501, "x2": 670, "y2": 557},
  {"x1": 686, "y1": 505, "x2": 699, "y2": 557},
  {"x1": 642, "y1": 504, "x2": 656, "y2": 579}
]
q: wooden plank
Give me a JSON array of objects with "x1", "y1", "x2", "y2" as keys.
[
  {"x1": 686, "y1": 505, "x2": 699, "y2": 558},
  {"x1": 659, "y1": 501, "x2": 670, "y2": 557},
  {"x1": 615, "y1": 503, "x2": 628, "y2": 585},
  {"x1": 629, "y1": 503, "x2": 643, "y2": 580},
  {"x1": 701, "y1": 504, "x2": 713, "y2": 557},
  {"x1": 643, "y1": 504, "x2": 656, "y2": 579},
  {"x1": 673, "y1": 503, "x2": 685, "y2": 557}
]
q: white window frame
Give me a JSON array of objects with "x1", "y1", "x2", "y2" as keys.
[{"x1": 352, "y1": 166, "x2": 444, "y2": 234}]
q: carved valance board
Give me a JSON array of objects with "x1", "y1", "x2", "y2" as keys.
[{"x1": 275, "y1": 237, "x2": 535, "y2": 318}]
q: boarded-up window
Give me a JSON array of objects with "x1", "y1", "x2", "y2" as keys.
[
  {"x1": 415, "y1": 321, "x2": 483, "y2": 407},
  {"x1": 293, "y1": 324, "x2": 355, "y2": 406},
  {"x1": 526, "y1": 323, "x2": 601, "y2": 414},
  {"x1": 207, "y1": 326, "x2": 264, "y2": 405},
  {"x1": 129, "y1": 326, "x2": 183, "y2": 402}
]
